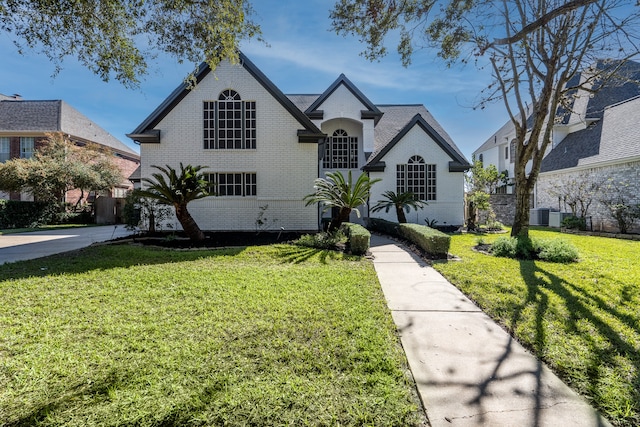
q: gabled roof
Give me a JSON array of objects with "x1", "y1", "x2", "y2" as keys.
[
  {"x1": 0, "y1": 99, "x2": 139, "y2": 158},
  {"x1": 541, "y1": 95, "x2": 640, "y2": 172},
  {"x1": 128, "y1": 52, "x2": 324, "y2": 144},
  {"x1": 364, "y1": 105, "x2": 470, "y2": 172},
  {"x1": 303, "y1": 74, "x2": 383, "y2": 124}
]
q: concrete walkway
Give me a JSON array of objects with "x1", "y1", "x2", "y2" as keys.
[
  {"x1": 0, "y1": 225, "x2": 135, "y2": 264},
  {"x1": 369, "y1": 233, "x2": 611, "y2": 427}
]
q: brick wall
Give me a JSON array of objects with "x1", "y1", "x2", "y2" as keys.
[
  {"x1": 537, "y1": 160, "x2": 640, "y2": 233},
  {"x1": 140, "y1": 61, "x2": 319, "y2": 232}
]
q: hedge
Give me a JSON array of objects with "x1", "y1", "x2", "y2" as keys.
[
  {"x1": 340, "y1": 222, "x2": 371, "y2": 255},
  {"x1": 365, "y1": 217, "x2": 400, "y2": 237},
  {"x1": 399, "y1": 223, "x2": 450, "y2": 257},
  {"x1": 0, "y1": 200, "x2": 58, "y2": 229}
]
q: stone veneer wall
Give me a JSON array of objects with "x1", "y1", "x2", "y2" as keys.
[
  {"x1": 487, "y1": 194, "x2": 516, "y2": 226},
  {"x1": 536, "y1": 160, "x2": 640, "y2": 233}
]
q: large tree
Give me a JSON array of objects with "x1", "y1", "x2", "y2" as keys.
[
  {"x1": 331, "y1": 0, "x2": 640, "y2": 238},
  {"x1": 0, "y1": 0, "x2": 261, "y2": 87},
  {"x1": 0, "y1": 132, "x2": 123, "y2": 208}
]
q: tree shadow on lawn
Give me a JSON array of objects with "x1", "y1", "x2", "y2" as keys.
[
  {"x1": 5, "y1": 368, "x2": 134, "y2": 427},
  {"x1": 274, "y1": 245, "x2": 359, "y2": 264},
  {"x1": 0, "y1": 244, "x2": 248, "y2": 282},
  {"x1": 515, "y1": 260, "x2": 640, "y2": 426}
]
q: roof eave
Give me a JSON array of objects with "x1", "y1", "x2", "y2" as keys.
[
  {"x1": 126, "y1": 130, "x2": 160, "y2": 144},
  {"x1": 297, "y1": 130, "x2": 326, "y2": 144}
]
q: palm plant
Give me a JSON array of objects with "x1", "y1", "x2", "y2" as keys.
[
  {"x1": 371, "y1": 190, "x2": 426, "y2": 223},
  {"x1": 138, "y1": 163, "x2": 209, "y2": 241},
  {"x1": 304, "y1": 171, "x2": 380, "y2": 233}
]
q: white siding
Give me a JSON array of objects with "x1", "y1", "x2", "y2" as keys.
[{"x1": 369, "y1": 125, "x2": 466, "y2": 226}]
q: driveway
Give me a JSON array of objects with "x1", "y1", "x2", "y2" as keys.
[{"x1": 0, "y1": 225, "x2": 136, "y2": 265}]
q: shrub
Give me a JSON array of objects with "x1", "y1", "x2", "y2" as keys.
[
  {"x1": 491, "y1": 236, "x2": 518, "y2": 258},
  {"x1": 561, "y1": 215, "x2": 586, "y2": 230},
  {"x1": 295, "y1": 231, "x2": 346, "y2": 250},
  {"x1": 365, "y1": 217, "x2": 401, "y2": 237},
  {"x1": 340, "y1": 222, "x2": 370, "y2": 255},
  {"x1": 535, "y1": 239, "x2": 579, "y2": 263},
  {"x1": 491, "y1": 236, "x2": 578, "y2": 262},
  {"x1": 0, "y1": 200, "x2": 58, "y2": 228},
  {"x1": 399, "y1": 223, "x2": 450, "y2": 257}
]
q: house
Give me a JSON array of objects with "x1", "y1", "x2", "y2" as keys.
[
  {"x1": 0, "y1": 94, "x2": 141, "y2": 205},
  {"x1": 474, "y1": 60, "x2": 640, "y2": 232},
  {"x1": 128, "y1": 52, "x2": 470, "y2": 232}
]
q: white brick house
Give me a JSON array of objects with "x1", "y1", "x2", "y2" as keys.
[{"x1": 128, "y1": 52, "x2": 470, "y2": 231}]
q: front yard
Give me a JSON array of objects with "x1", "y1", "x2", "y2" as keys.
[
  {"x1": 0, "y1": 244, "x2": 422, "y2": 426},
  {"x1": 433, "y1": 228, "x2": 640, "y2": 427}
]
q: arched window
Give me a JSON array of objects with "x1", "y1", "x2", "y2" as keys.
[
  {"x1": 203, "y1": 89, "x2": 256, "y2": 149},
  {"x1": 396, "y1": 155, "x2": 437, "y2": 201},
  {"x1": 323, "y1": 129, "x2": 358, "y2": 169}
]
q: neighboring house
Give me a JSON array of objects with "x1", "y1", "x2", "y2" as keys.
[
  {"x1": 0, "y1": 94, "x2": 141, "y2": 204},
  {"x1": 474, "y1": 60, "x2": 640, "y2": 232},
  {"x1": 128, "y1": 52, "x2": 470, "y2": 232}
]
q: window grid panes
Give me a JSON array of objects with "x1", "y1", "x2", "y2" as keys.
[
  {"x1": 323, "y1": 129, "x2": 358, "y2": 169},
  {"x1": 426, "y1": 164, "x2": 437, "y2": 201},
  {"x1": 203, "y1": 90, "x2": 256, "y2": 150},
  {"x1": 20, "y1": 137, "x2": 34, "y2": 159},
  {"x1": 206, "y1": 173, "x2": 256, "y2": 197},
  {"x1": 397, "y1": 156, "x2": 436, "y2": 201},
  {"x1": 0, "y1": 137, "x2": 9, "y2": 163}
]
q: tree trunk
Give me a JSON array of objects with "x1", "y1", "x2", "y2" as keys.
[
  {"x1": 396, "y1": 205, "x2": 407, "y2": 223},
  {"x1": 328, "y1": 207, "x2": 351, "y2": 233},
  {"x1": 175, "y1": 203, "x2": 205, "y2": 241},
  {"x1": 510, "y1": 182, "x2": 532, "y2": 238},
  {"x1": 466, "y1": 200, "x2": 476, "y2": 231}
]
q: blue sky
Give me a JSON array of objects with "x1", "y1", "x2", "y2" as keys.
[{"x1": 0, "y1": 0, "x2": 508, "y2": 159}]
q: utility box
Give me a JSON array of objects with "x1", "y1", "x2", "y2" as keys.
[
  {"x1": 529, "y1": 208, "x2": 550, "y2": 226},
  {"x1": 549, "y1": 211, "x2": 573, "y2": 228}
]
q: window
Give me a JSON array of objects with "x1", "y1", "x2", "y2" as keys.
[
  {"x1": 0, "y1": 137, "x2": 9, "y2": 162},
  {"x1": 505, "y1": 146, "x2": 509, "y2": 159},
  {"x1": 204, "y1": 90, "x2": 256, "y2": 149},
  {"x1": 478, "y1": 153, "x2": 483, "y2": 164},
  {"x1": 205, "y1": 172, "x2": 257, "y2": 197},
  {"x1": 20, "y1": 137, "x2": 34, "y2": 159},
  {"x1": 323, "y1": 129, "x2": 358, "y2": 169},
  {"x1": 396, "y1": 155, "x2": 436, "y2": 201}
]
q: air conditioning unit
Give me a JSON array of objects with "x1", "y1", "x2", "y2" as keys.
[{"x1": 529, "y1": 208, "x2": 550, "y2": 226}]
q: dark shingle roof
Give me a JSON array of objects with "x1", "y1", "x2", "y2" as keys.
[
  {"x1": 0, "y1": 100, "x2": 62, "y2": 131},
  {"x1": 0, "y1": 99, "x2": 138, "y2": 157},
  {"x1": 541, "y1": 95, "x2": 640, "y2": 172}
]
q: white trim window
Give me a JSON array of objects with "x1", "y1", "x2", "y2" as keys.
[
  {"x1": 20, "y1": 137, "x2": 34, "y2": 159},
  {"x1": 206, "y1": 172, "x2": 257, "y2": 197},
  {"x1": 204, "y1": 89, "x2": 256, "y2": 150},
  {"x1": 397, "y1": 155, "x2": 436, "y2": 201},
  {"x1": 323, "y1": 129, "x2": 358, "y2": 169},
  {"x1": 0, "y1": 137, "x2": 9, "y2": 163}
]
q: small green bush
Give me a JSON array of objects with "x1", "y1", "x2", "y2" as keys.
[
  {"x1": 399, "y1": 223, "x2": 450, "y2": 257},
  {"x1": 295, "y1": 231, "x2": 346, "y2": 250},
  {"x1": 491, "y1": 236, "x2": 579, "y2": 263},
  {"x1": 366, "y1": 217, "x2": 401, "y2": 236},
  {"x1": 561, "y1": 215, "x2": 587, "y2": 230},
  {"x1": 535, "y1": 239, "x2": 580, "y2": 263},
  {"x1": 341, "y1": 222, "x2": 370, "y2": 255}
]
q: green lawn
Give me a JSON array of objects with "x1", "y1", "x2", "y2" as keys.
[
  {"x1": 432, "y1": 228, "x2": 640, "y2": 427},
  {"x1": 0, "y1": 244, "x2": 423, "y2": 426}
]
